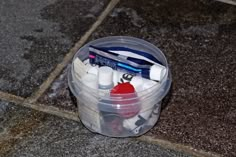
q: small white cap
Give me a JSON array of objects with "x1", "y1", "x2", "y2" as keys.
[
  {"x1": 150, "y1": 64, "x2": 167, "y2": 81},
  {"x1": 98, "y1": 66, "x2": 113, "y2": 87}
]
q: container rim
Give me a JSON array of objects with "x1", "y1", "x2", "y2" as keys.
[{"x1": 69, "y1": 36, "x2": 172, "y2": 101}]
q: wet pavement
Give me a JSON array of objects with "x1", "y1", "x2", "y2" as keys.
[{"x1": 0, "y1": 0, "x2": 235, "y2": 156}]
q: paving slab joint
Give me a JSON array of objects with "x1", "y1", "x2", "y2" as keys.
[
  {"x1": 0, "y1": 91, "x2": 25, "y2": 104},
  {"x1": 0, "y1": 91, "x2": 79, "y2": 122},
  {"x1": 25, "y1": 0, "x2": 120, "y2": 104},
  {"x1": 22, "y1": 101, "x2": 80, "y2": 122}
]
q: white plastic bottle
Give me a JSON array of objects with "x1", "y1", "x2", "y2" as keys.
[
  {"x1": 98, "y1": 66, "x2": 114, "y2": 97},
  {"x1": 85, "y1": 65, "x2": 158, "y2": 92}
]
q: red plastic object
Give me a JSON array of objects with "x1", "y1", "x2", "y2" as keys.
[{"x1": 110, "y1": 83, "x2": 140, "y2": 118}]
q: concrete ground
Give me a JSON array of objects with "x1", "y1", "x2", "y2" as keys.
[
  {"x1": 0, "y1": 0, "x2": 235, "y2": 157},
  {"x1": 0, "y1": 103, "x2": 191, "y2": 157}
]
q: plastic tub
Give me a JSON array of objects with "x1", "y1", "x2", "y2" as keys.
[{"x1": 68, "y1": 36, "x2": 172, "y2": 137}]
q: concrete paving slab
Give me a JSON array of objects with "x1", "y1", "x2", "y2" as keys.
[
  {"x1": 0, "y1": 0, "x2": 109, "y2": 97},
  {"x1": 0, "y1": 101, "x2": 47, "y2": 156},
  {"x1": 0, "y1": 102, "x2": 192, "y2": 157},
  {"x1": 86, "y1": 0, "x2": 236, "y2": 156}
]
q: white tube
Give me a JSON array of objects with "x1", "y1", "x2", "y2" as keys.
[
  {"x1": 89, "y1": 47, "x2": 167, "y2": 81},
  {"x1": 86, "y1": 65, "x2": 159, "y2": 92}
]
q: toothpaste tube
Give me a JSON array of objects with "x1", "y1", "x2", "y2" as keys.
[{"x1": 89, "y1": 46, "x2": 166, "y2": 81}]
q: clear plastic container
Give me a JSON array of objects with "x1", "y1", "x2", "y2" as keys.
[{"x1": 68, "y1": 36, "x2": 172, "y2": 137}]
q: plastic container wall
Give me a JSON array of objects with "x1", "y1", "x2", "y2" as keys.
[{"x1": 68, "y1": 36, "x2": 171, "y2": 137}]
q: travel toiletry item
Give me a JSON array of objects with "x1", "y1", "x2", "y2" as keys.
[
  {"x1": 83, "y1": 64, "x2": 158, "y2": 92},
  {"x1": 73, "y1": 57, "x2": 101, "y2": 133},
  {"x1": 110, "y1": 82, "x2": 140, "y2": 118},
  {"x1": 89, "y1": 46, "x2": 166, "y2": 81},
  {"x1": 123, "y1": 109, "x2": 152, "y2": 135},
  {"x1": 98, "y1": 66, "x2": 114, "y2": 96}
]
